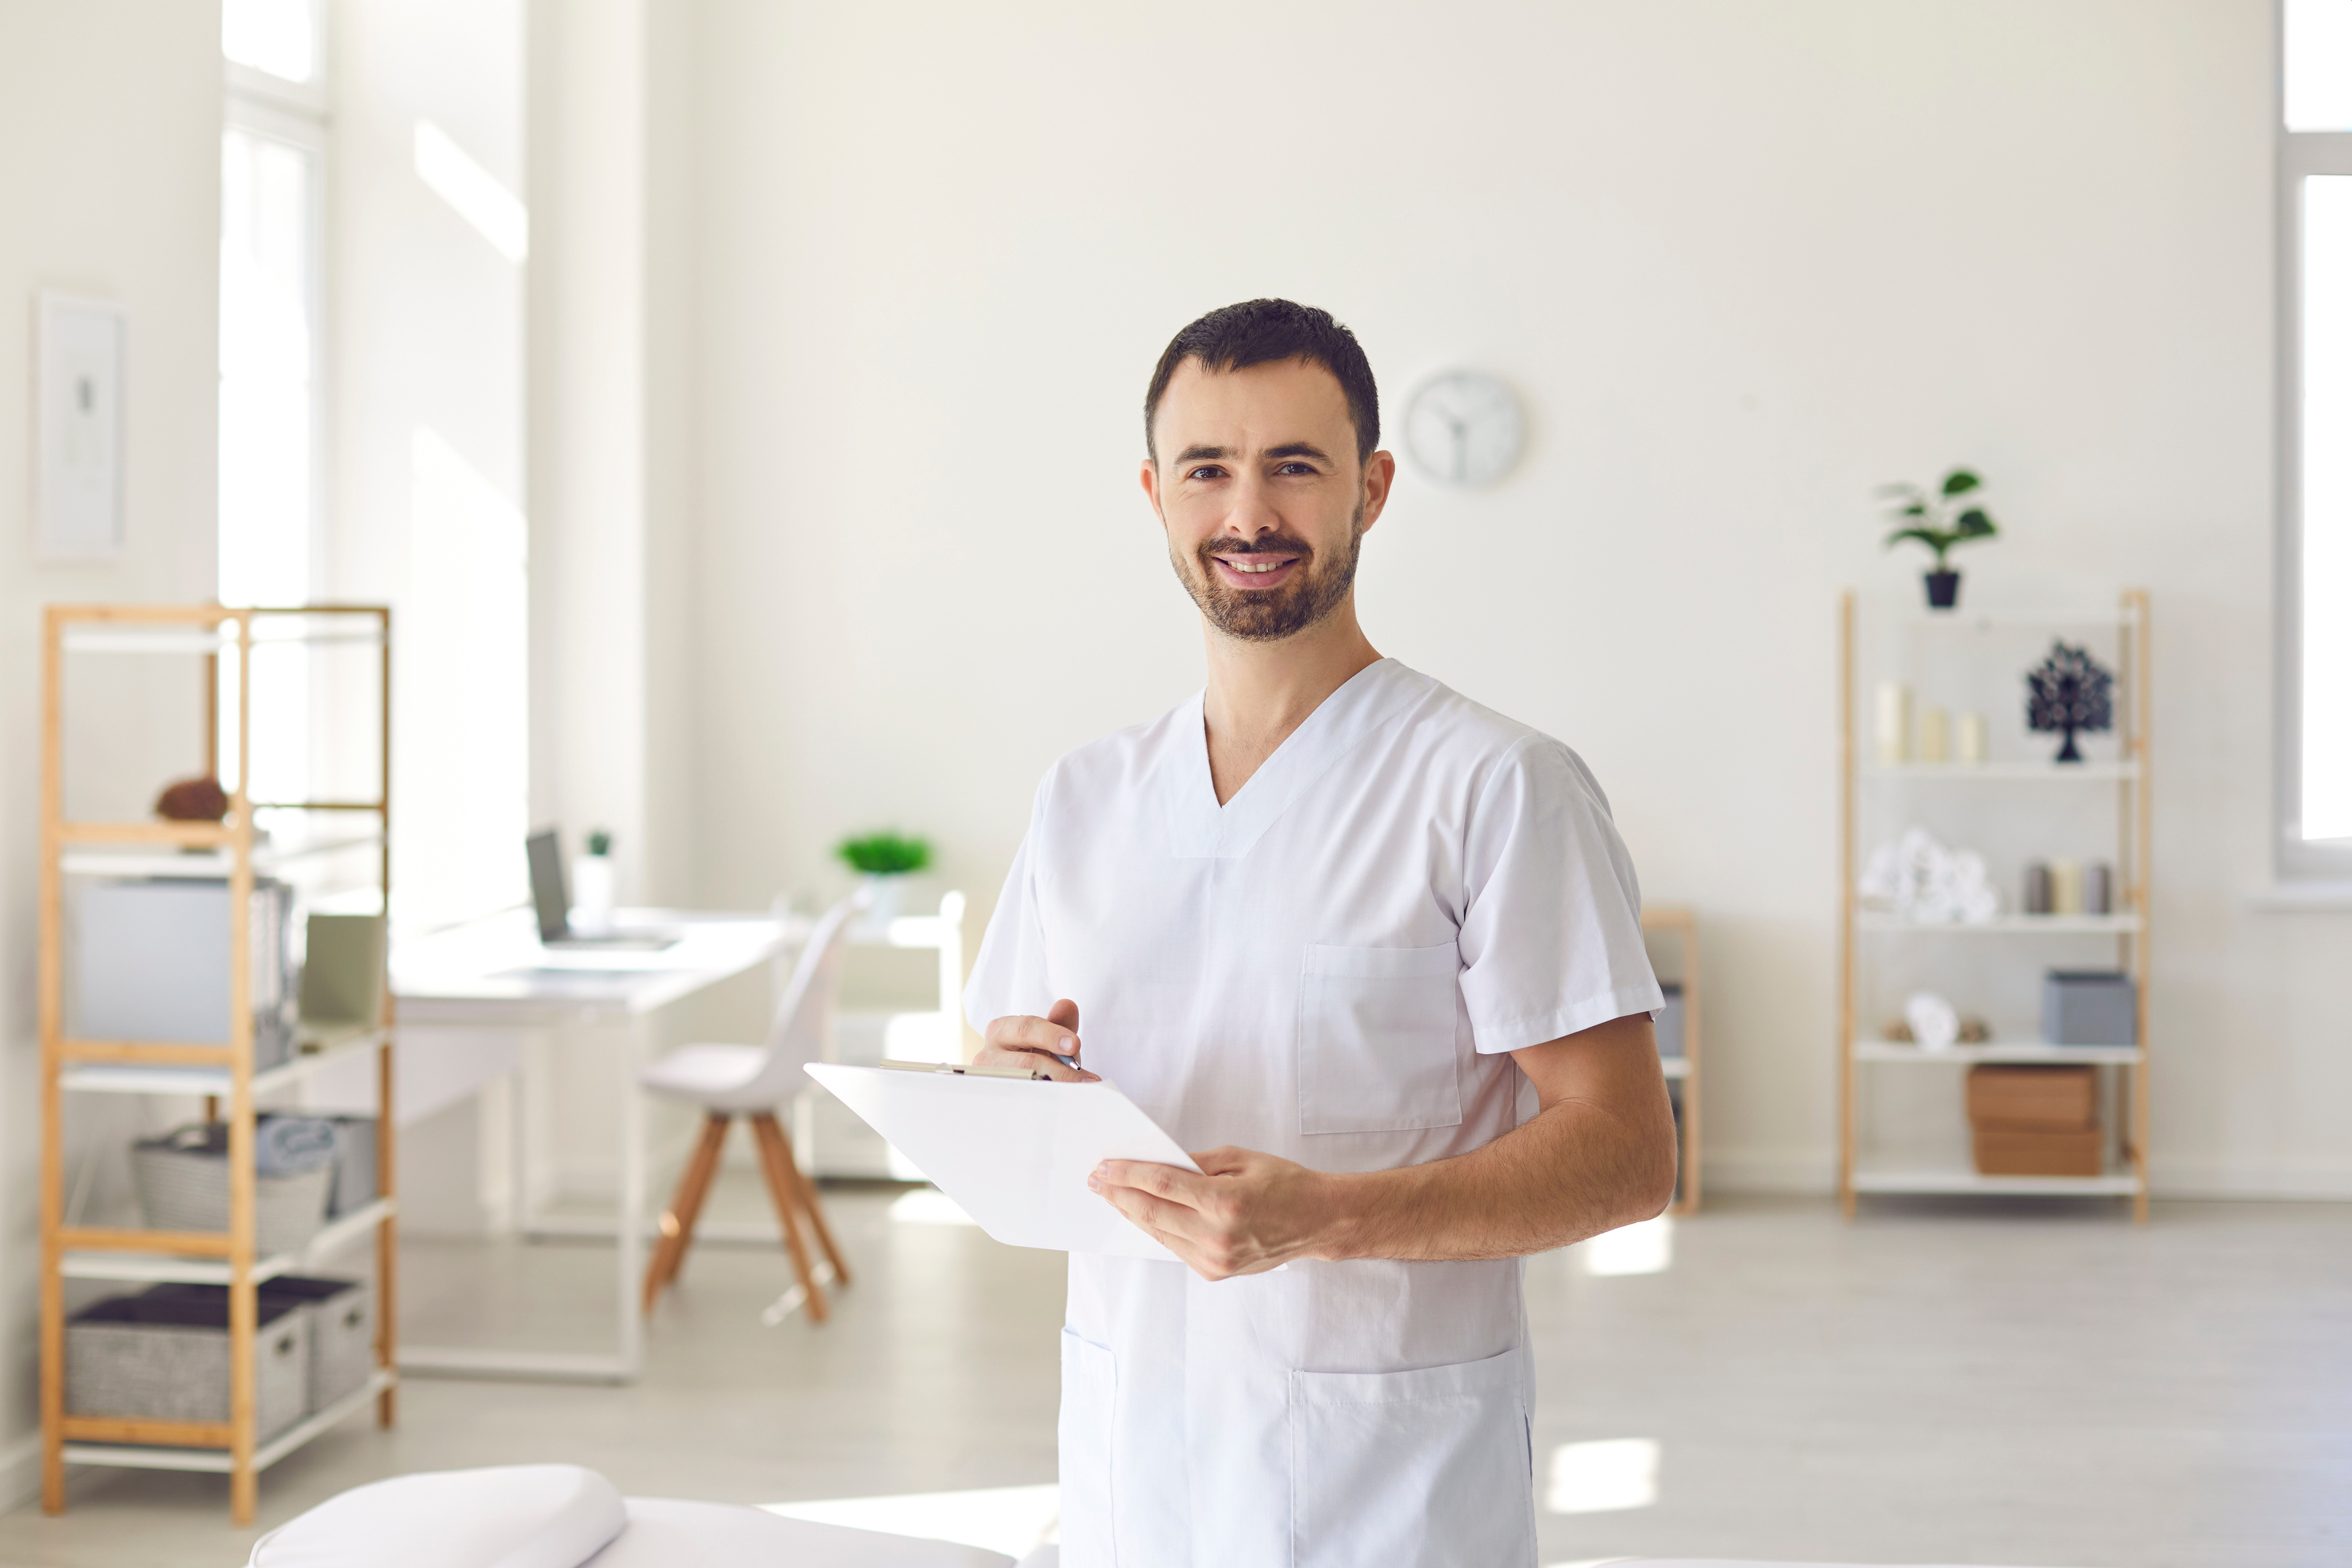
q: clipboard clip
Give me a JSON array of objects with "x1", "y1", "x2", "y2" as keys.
[{"x1": 877, "y1": 1057, "x2": 1055, "y2": 1081}]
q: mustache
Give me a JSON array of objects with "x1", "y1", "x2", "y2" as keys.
[{"x1": 1200, "y1": 532, "x2": 1314, "y2": 560}]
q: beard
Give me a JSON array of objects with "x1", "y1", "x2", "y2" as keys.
[{"x1": 1172, "y1": 503, "x2": 1364, "y2": 643}]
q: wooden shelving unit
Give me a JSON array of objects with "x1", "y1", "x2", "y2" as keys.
[
  {"x1": 1641, "y1": 905, "x2": 1702, "y2": 1215},
  {"x1": 38, "y1": 604, "x2": 397, "y2": 1524},
  {"x1": 1836, "y1": 589, "x2": 2151, "y2": 1223}
]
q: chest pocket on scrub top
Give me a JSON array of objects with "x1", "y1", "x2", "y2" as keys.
[{"x1": 1298, "y1": 943, "x2": 1463, "y2": 1135}]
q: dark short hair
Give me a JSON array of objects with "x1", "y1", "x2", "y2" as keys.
[{"x1": 1144, "y1": 299, "x2": 1380, "y2": 465}]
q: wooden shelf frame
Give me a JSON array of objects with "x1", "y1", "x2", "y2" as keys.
[
  {"x1": 1641, "y1": 905, "x2": 1701, "y2": 1215},
  {"x1": 38, "y1": 603, "x2": 398, "y2": 1524},
  {"x1": 1836, "y1": 588, "x2": 2151, "y2": 1224}
]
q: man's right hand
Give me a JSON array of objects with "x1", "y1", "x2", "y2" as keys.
[{"x1": 977, "y1": 998, "x2": 1098, "y2": 1082}]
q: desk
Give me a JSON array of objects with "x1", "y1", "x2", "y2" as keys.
[{"x1": 388, "y1": 908, "x2": 785, "y2": 1384}]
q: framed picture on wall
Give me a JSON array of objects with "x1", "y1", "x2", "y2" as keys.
[{"x1": 36, "y1": 291, "x2": 126, "y2": 562}]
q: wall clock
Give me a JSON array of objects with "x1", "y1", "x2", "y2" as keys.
[{"x1": 1402, "y1": 370, "x2": 1524, "y2": 488}]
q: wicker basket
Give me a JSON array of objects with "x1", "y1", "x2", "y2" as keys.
[{"x1": 133, "y1": 1132, "x2": 331, "y2": 1256}]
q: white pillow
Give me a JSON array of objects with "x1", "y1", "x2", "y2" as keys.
[
  {"x1": 250, "y1": 1465, "x2": 627, "y2": 1568},
  {"x1": 586, "y1": 1498, "x2": 1018, "y2": 1567}
]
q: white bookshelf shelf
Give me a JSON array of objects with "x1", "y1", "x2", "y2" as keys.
[
  {"x1": 1849, "y1": 1164, "x2": 2144, "y2": 1198},
  {"x1": 1851, "y1": 1039, "x2": 2144, "y2": 1065},
  {"x1": 61, "y1": 1370, "x2": 396, "y2": 1475},
  {"x1": 1857, "y1": 913, "x2": 2141, "y2": 934},
  {"x1": 60, "y1": 1026, "x2": 389, "y2": 1098},
  {"x1": 1866, "y1": 761, "x2": 2139, "y2": 781},
  {"x1": 60, "y1": 1199, "x2": 395, "y2": 1286},
  {"x1": 59, "y1": 829, "x2": 384, "y2": 880}
]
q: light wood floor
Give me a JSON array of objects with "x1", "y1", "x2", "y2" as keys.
[{"x1": 0, "y1": 1183, "x2": 2344, "y2": 1567}]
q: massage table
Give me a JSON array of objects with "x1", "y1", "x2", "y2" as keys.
[{"x1": 246, "y1": 1465, "x2": 2075, "y2": 1568}]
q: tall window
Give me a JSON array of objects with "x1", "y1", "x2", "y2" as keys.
[
  {"x1": 219, "y1": 0, "x2": 327, "y2": 806},
  {"x1": 2281, "y1": 0, "x2": 2352, "y2": 875}
]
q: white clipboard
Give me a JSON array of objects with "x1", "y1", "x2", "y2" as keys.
[{"x1": 805, "y1": 1062, "x2": 1200, "y2": 1261}]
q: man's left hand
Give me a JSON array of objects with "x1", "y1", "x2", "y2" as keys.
[{"x1": 1090, "y1": 1146, "x2": 1345, "y2": 1281}]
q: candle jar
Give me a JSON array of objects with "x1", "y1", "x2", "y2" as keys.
[
  {"x1": 2023, "y1": 861, "x2": 2052, "y2": 915},
  {"x1": 1956, "y1": 712, "x2": 1988, "y2": 765},
  {"x1": 1875, "y1": 681, "x2": 1911, "y2": 765}
]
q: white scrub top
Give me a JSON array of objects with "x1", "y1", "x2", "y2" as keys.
[{"x1": 963, "y1": 658, "x2": 1661, "y2": 1568}]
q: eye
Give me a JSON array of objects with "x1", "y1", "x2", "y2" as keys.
[
  {"x1": 1185, "y1": 465, "x2": 1227, "y2": 481},
  {"x1": 1275, "y1": 462, "x2": 1318, "y2": 476}
]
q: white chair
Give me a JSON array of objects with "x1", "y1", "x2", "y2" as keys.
[{"x1": 638, "y1": 891, "x2": 863, "y2": 1322}]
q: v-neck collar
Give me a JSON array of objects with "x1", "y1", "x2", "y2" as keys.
[{"x1": 1157, "y1": 657, "x2": 1428, "y2": 859}]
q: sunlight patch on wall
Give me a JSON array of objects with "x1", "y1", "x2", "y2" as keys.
[{"x1": 414, "y1": 119, "x2": 528, "y2": 262}]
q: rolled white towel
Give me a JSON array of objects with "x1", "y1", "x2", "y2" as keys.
[{"x1": 255, "y1": 1115, "x2": 339, "y2": 1176}]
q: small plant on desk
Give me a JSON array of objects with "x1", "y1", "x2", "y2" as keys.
[{"x1": 836, "y1": 831, "x2": 931, "y2": 877}]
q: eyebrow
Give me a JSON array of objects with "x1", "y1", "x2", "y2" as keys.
[{"x1": 1173, "y1": 441, "x2": 1334, "y2": 466}]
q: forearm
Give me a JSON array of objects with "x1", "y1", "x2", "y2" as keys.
[{"x1": 1316, "y1": 1088, "x2": 1676, "y2": 1263}]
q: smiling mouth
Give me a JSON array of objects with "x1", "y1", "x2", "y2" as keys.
[{"x1": 1209, "y1": 551, "x2": 1303, "y2": 587}]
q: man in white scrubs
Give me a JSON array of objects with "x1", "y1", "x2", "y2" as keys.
[{"x1": 963, "y1": 299, "x2": 1677, "y2": 1568}]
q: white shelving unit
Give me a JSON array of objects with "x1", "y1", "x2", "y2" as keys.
[
  {"x1": 39, "y1": 604, "x2": 398, "y2": 1524},
  {"x1": 1837, "y1": 591, "x2": 2152, "y2": 1221}
]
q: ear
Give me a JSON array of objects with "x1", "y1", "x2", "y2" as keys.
[
  {"x1": 1356, "y1": 449, "x2": 1397, "y2": 535},
  {"x1": 1139, "y1": 456, "x2": 1165, "y2": 523}
]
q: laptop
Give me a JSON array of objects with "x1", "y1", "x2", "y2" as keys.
[{"x1": 526, "y1": 830, "x2": 679, "y2": 951}]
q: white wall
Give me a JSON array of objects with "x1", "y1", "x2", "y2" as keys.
[
  {"x1": 0, "y1": 0, "x2": 224, "y2": 1487},
  {"x1": 332, "y1": 0, "x2": 530, "y2": 931},
  {"x1": 672, "y1": 0, "x2": 2346, "y2": 1197}
]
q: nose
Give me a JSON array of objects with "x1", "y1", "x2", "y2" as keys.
[{"x1": 1225, "y1": 469, "x2": 1283, "y2": 540}]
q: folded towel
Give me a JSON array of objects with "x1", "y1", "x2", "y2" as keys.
[{"x1": 255, "y1": 1116, "x2": 339, "y2": 1176}]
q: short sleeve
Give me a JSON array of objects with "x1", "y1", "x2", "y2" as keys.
[
  {"x1": 962, "y1": 774, "x2": 1057, "y2": 1034},
  {"x1": 1456, "y1": 736, "x2": 1663, "y2": 1053}
]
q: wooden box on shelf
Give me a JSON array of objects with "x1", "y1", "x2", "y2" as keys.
[
  {"x1": 1965, "y1": 1063, "x2": 2097, "y2": 1129},
  {"x1": 1973, "y1": 1126, "x2": 2104, "y2": 1178},
  {"x1": 1967, "y1": 1063, "x2": 2100, "y2": 1177}
]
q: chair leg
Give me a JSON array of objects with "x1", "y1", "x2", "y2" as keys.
[
  {"x1": 759, "y1": 1109, "x2": 851, "y2": 1289},
  {"x1": 643, "y1": 1114, "x2": 731, "y2": 1314},
  {"x1": 749, "y1": 1113, "x2": 829, "y2": 1323}
]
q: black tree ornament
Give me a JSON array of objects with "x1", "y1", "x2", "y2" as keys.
[{"x1": 2025, "y1": 641, "x2": 2115, "y2": 763}]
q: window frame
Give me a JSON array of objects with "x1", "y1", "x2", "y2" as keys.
[
  {"x1": 2276, "y1": 5, "x2": 2352, "y2": 878},
  {"x1": 220, "y1": 12, "x2": 331, "y2": 610}
]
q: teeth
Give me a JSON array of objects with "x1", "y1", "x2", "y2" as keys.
[{"x1": 1232, "y1": 561, "x2": 1283, "y2": 573}]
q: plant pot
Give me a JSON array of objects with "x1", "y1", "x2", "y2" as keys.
[
  {"x1": 1923, "y1": 569, "x2": 1961, "y2": 610},
  {"x1": 862, "y1": 872, "x2": 908, "y2": 926},
  {"x1": 572, "y1": 854, "x2": 615, "y2": 933}
]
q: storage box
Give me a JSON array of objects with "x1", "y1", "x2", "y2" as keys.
[
  {"x1": 133, "y1": 1126, "x2": 331, "y2": 1255},
  {"x1": 2042, "y1": 969, "x2": 2136, "y2": 1047},
  {"x1": 1972, "y1": 1125, "x2": 2104, "y2": 1178},
  {"x1": 1655, "y1": 982, "x2": 1686, "y2": 1060},
  {"x1": 1966, "y1": 1064, "x2": 2097, "y2": 1131},
  {"x1": 151, "y1": 1276, "x2": 372, "y2": 1413},
  {"x1": 74, "y1": 877, "x2": 296, "y2": 1068},
  {"x1": 299, "y1": 913, "x2": 385, "y2": 1031},
  {"x1": 323, "y1": 1116, "x2": 378, "y2": 1218},
  {"x1": 66, "y1": 1292, "x2": 310, "y2": 1438}
]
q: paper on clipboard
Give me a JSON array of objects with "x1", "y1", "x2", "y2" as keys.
[{"x1": 804, "y1": 1063, "x2": 1200, "y2": 1261}]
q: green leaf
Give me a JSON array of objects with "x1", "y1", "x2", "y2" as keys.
[
  {"x1": 1941, "y1": 468, "x2": 1982, "y2": 497},
  {"x1": 837, "y1": 831, "x2": 932, "y2": 875},
  {"x1": 1952, "y1": 508, "x2": 1996, "y2": 538},
  {"x1": 1895, "y1": 501, "x2": 1927, "y2": 518},
  {"x1": 1885, "y1": 526, "x2": 1954, "y2": 556},
  {"x1": 1873, "y1": 481, "x2": 1922, "y2": 500}
]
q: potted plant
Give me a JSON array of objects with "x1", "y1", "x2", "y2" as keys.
[
  {"x1": 1876, "y1": 468, "x2": 1998, "y2": 610},
  {"x1": 836, "y1": 830, "x2": 932, "y2": 924}
]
